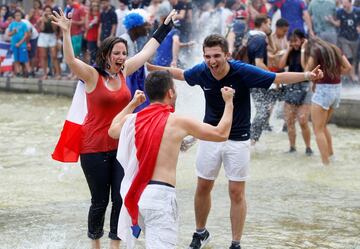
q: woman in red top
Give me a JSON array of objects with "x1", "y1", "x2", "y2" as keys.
[
  {"x1": 84, "y1": 1, "x2": 100, "y2": 65},
  {"x1": 52, "y1": 8, "x2": 177, "y2": 249},
  {"x1": 303, "y1": 37, "x2": 351, "y2": 165}
]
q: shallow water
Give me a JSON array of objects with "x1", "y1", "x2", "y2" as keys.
[{"x1": 0, "y1": 84, "x2": 360, "y2": 249}]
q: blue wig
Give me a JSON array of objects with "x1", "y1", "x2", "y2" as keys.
[{"x1": 123, "y1": 13, "x2": 145, "y2": 30}]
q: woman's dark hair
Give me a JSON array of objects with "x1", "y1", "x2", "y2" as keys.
[
  {"x1": 95, "y1": 37, "x2": 128, "y2": 74},
  {"x1": 289, "y1": 29, "x2": 305, "y2": 41},
  {"x1": 34, "y1": 0, "x2": 43, "y2": 9},
  {"x1": 203, "y1": 34, "x2": 229, "y2": 53},
  {"x1": 145, "y1": 71, "x2": 174, "y2": 102}
]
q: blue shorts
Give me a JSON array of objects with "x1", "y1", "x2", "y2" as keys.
[
  {"x1": 312, "y1": 84, "x2": 341, "y2": 110},
  {"x1": 12, "y1": 46, "x2": 29, "y2": 63}
]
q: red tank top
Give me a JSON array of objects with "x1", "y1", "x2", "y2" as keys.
[{"x1": 81, "y1": 73, "x2": 131, "y2": 153}]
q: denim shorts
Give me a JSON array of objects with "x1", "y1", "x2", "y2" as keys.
[{"x1": 312, "y1": 83, "x2": 341, "y2": 110}]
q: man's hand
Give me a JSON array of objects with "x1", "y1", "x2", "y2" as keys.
[
  {"x1": 308, "y1": 65, "x2": 324, "y2": 81},
  {"x1": 131, "y1": 90, "x2": 146, "y2": 107},
  {"x1": 221, "y1": 86, "x2": 235, "y2": 103}
]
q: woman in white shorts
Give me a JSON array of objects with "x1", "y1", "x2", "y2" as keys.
[
  {"x1": 36, "y1": 5, "x2": 61, "y2": 79},
  {"x1": 303, "y1": 37, "x2": 351, "y2": 165}
]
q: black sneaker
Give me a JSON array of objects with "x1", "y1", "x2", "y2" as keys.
[
  {"x1": 305, "y1": 147, "x2": 313, "y2": 156},
  {"x1": 229, "y1": 244, "x2": 241, "y2": 249},
  {"x1": 188, "y1": 230, "x2": 211, "y2": 249},
  {"x1": 288, "y1": 146, "x2": 296, "y2": 153}
]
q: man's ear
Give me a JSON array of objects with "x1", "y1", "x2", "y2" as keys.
[
  {"x1": 168, "y1": 88, "x2": 175, "y2": 99},
  {"x1": 225, "y1": 52, "x2": 231, "y2": 60}
]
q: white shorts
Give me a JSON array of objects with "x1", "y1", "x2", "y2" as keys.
[
  {"x1": 37, "y1": 32, "x2": 57, "y2": 48},
  {"x1": 196, "y1": 139, "x2": 250, "y2": 181},
  {"x1": 138, "y1": 184, "x2": 178, "y2": 249}
]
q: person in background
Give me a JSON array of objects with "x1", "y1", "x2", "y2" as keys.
[
  {"x1": 97, "y1": 0, "x2": 117, "y2": 48},
  {"x1": 267, "y1": 18, "x2": 289, "y2": 73},
  {"x1": 36, "y1": 5, "x2": 61, "y2": 80},
  {"x1": 7, "y1": 10, "x2": 31, "y2": 77},
  {"x1": 152, "y1": 3, "x2": 194, "y2": 67},
  {"x1": 84, "y1": 1, "x2": 100, "y2": 65},
  {"x1": 115, "y1": 0, "x2": 130, "y2": 37},
  {"x1": 22, "y1": 16, "x2": 39, "y2": 77},
  {"x1": 303, "y1": 37, "x2": 351, "y2": 165},
  {"x1": 326, "y1": 0, "x2": 360, "y2": 82},
  {"x1": 308, "y1": 0, "x2": 337, "y2": 45},
  {"x1": 278, "y1": 29, "x2": 313, "y2": 155},
  {"x1": 28, "y1": 0, "x2": 43, "y2": 29}
]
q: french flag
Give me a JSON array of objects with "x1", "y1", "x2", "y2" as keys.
[
  {"x1": 0, "y1": 41, "x2": 14, "y2": 72},
  {"x1": 52, "y1": 67, "x2": 148, "y2": 163},
  {"x1": 52, "y1": 81, "x2": 87, "y2": 162},
  {"x1": 116, "y1": 104, "x2": 174, "y2": 249}
]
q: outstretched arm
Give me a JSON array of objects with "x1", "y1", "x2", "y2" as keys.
[
  {"x1": 178, "y1": 87, "x2": 234, "y2": 141},
  {"x1": 51, "y1": 8, "x2": 97, "y2": 86},
  {"x1": 124, "y1": 10, "x2": 177, "y2": 76},
  {"x1": 108, "y1": 90, "x2": 146, "y2": 139},
  {"x1": 146, "y1": 63, "x2": 185, "y2": 81},
  {"x1": 274, "y1": 64, "x2": 323, "y2": 84}
]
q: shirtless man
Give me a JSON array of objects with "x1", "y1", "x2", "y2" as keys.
[{"x1": 108, "y1": 70, "x2": 235, "y2": 249}]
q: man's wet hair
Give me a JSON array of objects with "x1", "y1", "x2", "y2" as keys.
[
  {"x1": 254, "y1": 14, "x2": 269, "y2": 28},
  {"x1": 145, "y1": 71, "x2": 174, "y2": 102},
  {"x1": 203, "y1": 34, "x2": 229, "y2": 53},
  {"x1": 276, "y1": 18, "x2": 289, "y2": 28}
]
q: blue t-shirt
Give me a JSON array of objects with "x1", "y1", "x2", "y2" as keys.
[
  {"x1": 280, "y1": 0, "x2": 307, "y2": 34},
  {"x1": 153, "y1": 29, "x2": 180, "y2": 66},
  {"x1": 184, "y1": 60, "x2": 276, "y2": 140},
  {"x1": 247, "y1": 34, "x2": 268, "y2": 66},
  {"x1": 8, "y1": 21, "x2": 28, "y2": 49}
]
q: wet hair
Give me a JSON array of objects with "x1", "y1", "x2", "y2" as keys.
[
  {"x1": 203, "y1": 34, "x2": 229, "y2": 53},
  {"x1": 145, "y1": 71, "x2": 174, "y2": 102},
  {"x1": 95, "y1": 37, "x2": 128, "y2": 74},
  {"x1": 289, "y1": 29, "x2": 305, "y2": 41},
  {"x1": 254, "y1": 14, "x2": 268, "y2": 28},
  {"x1": 276, "y1": 18, "x2": 289, "y2": 28},
  {"x1": 304, "y1": 37, "x2": 343, "y2": 79}
]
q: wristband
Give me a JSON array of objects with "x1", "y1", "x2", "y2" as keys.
[
  {"x1": 152, "y1": 20, "x2": 173, "y2": 44},
  {"x1": 304, "y1": 71, "x2": 310, "y2": 81}
]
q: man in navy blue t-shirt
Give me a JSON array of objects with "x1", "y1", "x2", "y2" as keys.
[{"x1": 147, "y1": 34, "x2": 323, "y2": 249}]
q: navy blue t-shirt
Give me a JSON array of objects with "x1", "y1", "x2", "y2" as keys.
[
  {"x1": 100, "y1": 6, "x2": 118, "y2": 40},
  {"x1": 336, "y1": 7, "x2": 360, "y2": 41},
  {"x1": 247, "y1": 34, "x2": 268, "y2": 66},
  {"x1": 184, "y1": 60, "x2": 276, "y2": 141}
]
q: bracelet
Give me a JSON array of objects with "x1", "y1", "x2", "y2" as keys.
[
  {"x1": 152, "y1": 20, "x2": 173, "y2": 44},
  {"x1": 304, "y1": 71, "x2": 310, "y2": 81}
]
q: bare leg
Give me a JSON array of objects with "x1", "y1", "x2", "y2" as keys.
[
  {"x1": 109, "y1": 240, "x2": 120, "y2": 249},
  {"x1": 285, "y1": 103, "x2": 297, "y2": 149},
  {"x1": 311, "y1": 104, "x2": 330, "y2": 165},
  {"x1": 91, "y1": 239, "x2": 100, "y2": 249},
  {"x1": 229, "y1": 181, "x2": 246, "y2": 241},
  {"x1": 297, "y1": 104, "x2": 311, "y2": 148},
  {"x1": 325, "y1": 108, "x2": 335, "y2": 156},
  {"x1": 194, "y1": 177, "x2": 214, "y2": 229}
]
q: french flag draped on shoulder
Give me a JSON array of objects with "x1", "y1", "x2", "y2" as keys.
[
  {"x1": 52, "y1": 69, "x2": 147, "y2": 163},
  {"x1": 117, "y1": 103, "x2": 174, "y2": 249},
  {"x1": 52, "y1": 81, "x2": 87, "y2": 162}
]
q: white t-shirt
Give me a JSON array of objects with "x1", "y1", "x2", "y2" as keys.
[
  {"x1": 115, "y1": 7, "x2": 129, "y2": 37},
  {"x1": 22, "y1": 19, "x2": 39, "y2": 40}
]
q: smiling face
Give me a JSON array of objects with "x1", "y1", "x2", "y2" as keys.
[
  {"x1": 108, "y1": 42, "x2": 128, "y2": 73},
  {"x1": 203, "y1": 46, "x2": 230, "y2": 76}
]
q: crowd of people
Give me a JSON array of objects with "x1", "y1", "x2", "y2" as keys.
[
  {"x1": 0, "y1": 0, "x2": 359, "y2": 80},
  {"x1": 17, "y1": 0, "x2": 355, "y2": 249}
]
